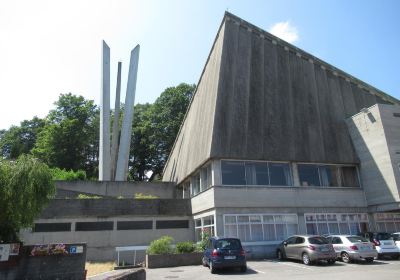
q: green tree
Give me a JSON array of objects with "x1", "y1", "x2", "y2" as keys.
[
  {"x1": 32, "y1": 94, "x2": 99, "y2": 178},
  {"x1": 0, "y1": 155, "x2": 55, "y2": 242},
  {"x1": 129, "y1": 103, "x2": 153, "y2": 181},
  {"x1": 0, "y1": 117, "x2": 45, "y2": 159},
  {"x1": 147, "y1": 83, "x2": 195, "y2": 180}
]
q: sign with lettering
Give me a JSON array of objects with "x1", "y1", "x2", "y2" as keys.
[{"x1": 0, "y1": 244, "x2": 10, "y2": 261}]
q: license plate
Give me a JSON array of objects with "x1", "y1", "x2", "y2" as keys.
[
  {"x1": 224, "y1": 256, "x2": 236, "y2": 260},
  {"x1": 383, "y1": 242, "x2": 391, "y2": 245},
  {"x1": 320, "y1": 247, "x2": 329, "y2": 252}
]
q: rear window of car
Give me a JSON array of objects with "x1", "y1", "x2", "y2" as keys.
[
  {"x1": 215, "y1": 239, "x2": 241, "y2": 249},
  {"x1": 308, "y1": 236, "x2": 329, "y2": 244},
  {"x1": 346, "y1": 236, "x2": 369, "y2": 243},
  {"x1": 393, "y1": 234, "x2": 400, "y2": 241},
  {"x1": 376, "y1": 233, "x2": 393, "y2": 240}
]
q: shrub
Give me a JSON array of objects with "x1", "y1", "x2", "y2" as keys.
[
  {"x1": 135, "y1": 193, "x2": 158, "y2": 199},
  {"x1": 77, "y1": 193, "x2": 101, "y2": 199},
  {"x1": 197, "y1": 231, "x2": 210, "y2": 251},
  {"x1": 176, "y1": 241, "x2": 195, "y2": 253},
  {"x1": 51, "y1": 167, "x2": 86, "y2": 180},
  {"x1": 147, "y1": 236, "x2": 174, "y2": 255}
]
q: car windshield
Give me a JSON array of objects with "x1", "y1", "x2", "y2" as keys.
[
  {"x1": 308, "y1": 236, "x2": 329, "y2": 245},
  {"x1": 377, "y1": 233, "x2": 393, "y2": 240},
  {"x1": 347, "y1": 236, "x2": 369, "y2": 243},
  {"x1": 215, "y1": 239, "x2": 241, "y2": 250}
]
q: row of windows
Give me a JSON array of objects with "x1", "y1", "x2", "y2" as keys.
[
  {"x1": 305, "y1": 213, "x2": 369, "y2": 235},
  {"x1": 223, "y1": 214, "x2": 298, "y2": 242},
  {"x1": 33, "y1": 220, "x2": 189, "y2": 232},
  {"x1": 222, "y1": 161, "x2": 292, "y2": 186},
  {"x1": 194, "y1": 215, "x2": 215, "y2": 242},
  {"x1": 191, "y1": 164, "x2": 212, "y2": 196},
  {"x1": 374, "y1": 213, "x2": 400, "y2": 233},
  {"x1": 221, "y1": 160, "x2": 360, "y2": 187}
]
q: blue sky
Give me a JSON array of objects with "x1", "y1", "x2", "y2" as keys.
[{"x1": 0, "y1": 0, "x2": 399, "y2": 129}]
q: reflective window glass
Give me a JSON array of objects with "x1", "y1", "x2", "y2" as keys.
[
  {"x1": 298, "y1": 164, "x2": 320, "y2": 186},
  {"x1": 269, "y1": 163, "x2": 292, "y2": 186},
  {"x1": 221, "y1": 161, "x2": 246, "y2": 185}
]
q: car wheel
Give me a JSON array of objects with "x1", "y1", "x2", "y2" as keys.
[
  {"x1": 327, "y1": 259, "x2": 336, "y2": 265},
  {"x1": 202, "y1": 257, "x2": 208, "y2": 267},
  {"x1": 277, "y1": 250, "x2": 285, "y2": 261},
  {"x1": 341, "y1": 252, "x2": 351, "y2": 263},
  {"x1": 302, "y1": 253, "x2": 311, "y2": 265},
  {"x1": 210, "y1": 261, "x2": 216, "y2": 274},
  {"x1": 365, "y1": 258, "x2": 374, "y2": 263},
  {"x1": 240, "y1": 266, "x2": 247, "y2": 272}
]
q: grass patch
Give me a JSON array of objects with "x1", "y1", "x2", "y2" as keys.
[{"x1": 85, "y1": 261, "x2": 114, "y2": 277}]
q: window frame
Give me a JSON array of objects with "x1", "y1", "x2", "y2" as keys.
[{"x1": 221, "y1": 159, "x2": 293, "y2": 187}]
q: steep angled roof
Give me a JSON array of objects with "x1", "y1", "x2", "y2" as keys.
[{"x1": 163, "y1": 12, "x2": 399, "y2": 185}]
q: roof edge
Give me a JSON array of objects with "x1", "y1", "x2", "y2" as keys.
[{"x1": 162, "y1": 12, "x2": 229, "y2": 177}]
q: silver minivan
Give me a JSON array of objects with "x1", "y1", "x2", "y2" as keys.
[{"x1": 327, "y1": 235, "x2": 377, "y2": 263}]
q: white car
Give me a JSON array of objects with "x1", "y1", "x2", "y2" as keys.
[
  {"x1": 393, "y1": 232, "x2": 400, "y2": 250},
  {"x1": 327, "y1": 235, "x2": 377, "y2": 263},
  {"x1": 359, "y1": 232, "x2": 400, "y2": 259}
]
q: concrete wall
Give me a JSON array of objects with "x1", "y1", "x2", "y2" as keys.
[
  {"x1": 211, "y1": 14, "x2": 393, "y2": 165},
  {"x1": 162, "y1": 12, "x2": 399, "y2": 186},
  {"x1": 190, "y1": 188, "x2": 215, "y2": 214},
  {"x1": 20, "y1": 198, "x2": 193, "y2": 261},
  {"x1": 0, "y1": 244, "x2": 86, "y2": 280},
  {"x1": 20, "y1": 216, "x2": 194, "y2": 261},
  {"x1": 39, "y1": 198, "x2": 191, "y2": 218},
  {"x1": 212, "y1": 186, "x2": 367, "y2": 209},
  {"x1": 347, "y1": 104, "x2": 400, "y2": 211},
  {"x1": 55, "y1": 180, "x2": 176, "y2": 199}
]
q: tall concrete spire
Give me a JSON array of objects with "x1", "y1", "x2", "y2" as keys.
[
  {"x1": 115, "y1": 45, "x2": 140, "y2": 181},
  {"x1": 110, "y1": 61, "x2": 122, "y2": 181},
  {"x1": 99, "y1": 41, "x2": 111, "y2": 181}
]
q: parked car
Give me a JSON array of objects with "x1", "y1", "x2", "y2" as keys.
[
  {"x1": 359, "y1": 232, "x2": 400, "y2": 259},
  {"x1": 202, "y1": 237, "x2": 247, "y2": 274},
  {"x1": 327, "y1": 235, "x2": 377, "y2": 263},
  {"x1": 276, "y1": 235, "x2": 336, "y2": 265},
  {"x1": 392, "y1": 232, "x2": 400, "y2": 250}
]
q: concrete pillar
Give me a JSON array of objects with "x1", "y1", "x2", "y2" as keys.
[
  {"x1": 292, "y1": 163, "x2": 300, "y2": 186},
  {"x1": 111, "y1": 62, "x2": 122, "y2": 181},
  {"x1": 115, "y1": 45, "x2": 140, "y2": 181},
  {"x1": 99, "y1": 41, "x2": 111, "y2": 181},
  {"x1": 212, "y1": 160, "x2": 222, "y2": 186}
]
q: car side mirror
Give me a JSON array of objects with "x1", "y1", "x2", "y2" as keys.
[{"x1": 283, "y1": 241, "x2": 287, "y2": 246}]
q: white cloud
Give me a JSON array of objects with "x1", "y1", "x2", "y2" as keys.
[{"x1": 269, "y1": 21, "x2": 299, "y2": 43}]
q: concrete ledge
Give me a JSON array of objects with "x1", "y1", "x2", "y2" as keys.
[
  {"x1": 106, "y1": 268, "x2": 146, "y2": 280},
  {"x1": 146, "y1": 252, "x2": 203, "y2": 268},
  {"x1": 39, "y1": 199, "x2": 192, "y2": 218}
]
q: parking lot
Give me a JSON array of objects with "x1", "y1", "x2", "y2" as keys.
[{"x1": 147, "y1": 259, "x2": 400, "y2": 280}]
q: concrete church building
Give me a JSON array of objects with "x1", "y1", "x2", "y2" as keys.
[
  {"x1": 21, "y1": 12, "x2": 400, "y2": 260},
  {"x1": 162, "y1": 12, "x2": 400, "y2": 257}
]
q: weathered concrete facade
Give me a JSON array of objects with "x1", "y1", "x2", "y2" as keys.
[
  {"x1": 347, "y1": 104, "x2": 400, "y2": 212},
  {"x1": 163, "y1": 12, "x2": 398, "y2": 185},
  {"x1": 162, "y1": 12, "x2": 400, "y2": 259},
  {"x1": 20, "y1": 198, "x2": 193, "y2": 261}
]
